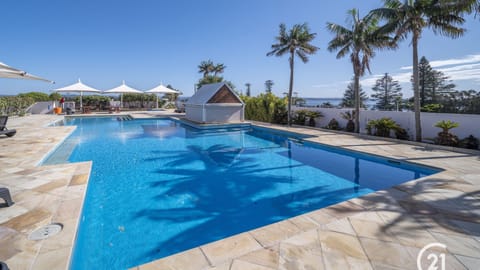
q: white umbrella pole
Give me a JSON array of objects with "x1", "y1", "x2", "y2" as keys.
[
  {"x1": 80, "y1": 91, "x2": 83, "y2": 110},
  {"x1": 121, "y1": 94, "x2": 123, "y2": 108},
  {"x1": 156, "y1": 95, "x2": 159, "y2": 109}
]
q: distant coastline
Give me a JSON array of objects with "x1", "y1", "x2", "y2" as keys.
[{"x1": 301, "y1": 97, "x2": 375, "y2": 108}]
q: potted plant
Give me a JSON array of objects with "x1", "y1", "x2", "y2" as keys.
[
  {"x1": 326, "y1": 118, "x2": 340, "y2": 130},
  {"x1": 340, "y1": 110, "x2": 355, "y2": 132},
  {"x1": 366, "y1": 118, "x2": 400, "y2": 138},
  {"x1": 434, "y1": 120, "x2": 459, "y2": 146},
  {"x1": 459, "y1": 135, "x2": 479, "y2": 149},
  {"x1": 306, "y1": 111, "x2": 322, "y2": 127}
]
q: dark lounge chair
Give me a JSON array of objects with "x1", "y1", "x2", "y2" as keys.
[
  {"x1": 0, "y1": 261, "x2": 10, "y2": 270},
  {"x1": 0, "y1": 187, "x2": 14, "y2": 207},
  {"x1": 0, "y1": 116, "x2": 16, "y2": 137}
]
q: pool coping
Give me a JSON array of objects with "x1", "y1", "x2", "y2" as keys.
[{"x1": 1, "y1": 114, "x2": 479, "y2": 269}]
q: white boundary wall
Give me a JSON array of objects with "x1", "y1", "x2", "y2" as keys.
[{"x1": 292, "y1": 106, "x2": 480, "y2": 140}]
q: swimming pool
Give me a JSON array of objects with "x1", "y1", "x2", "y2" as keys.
[{"x1": 44, "y1": 117, "x2": 439, "y2": 269}]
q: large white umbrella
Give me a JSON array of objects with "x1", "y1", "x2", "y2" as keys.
[
  {"x1": 54, "y1": 79, "x2": 101, "y2": 109},
  {"x1": 0, "y1": 61, "x2": 54, "y2": 83},
  {"x1": 103, "y1": 81, "x2": 143, "y2": 108},
  {"x1": 145, "y1": 84, "x2": 180, "y2": 108}
]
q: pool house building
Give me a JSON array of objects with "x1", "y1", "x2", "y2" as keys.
[{"x1": 185, "y1": 82, "x2": 245, "y2": 123}]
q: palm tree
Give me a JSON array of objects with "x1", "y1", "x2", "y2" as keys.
[
  {"x1": 267, "y1": 23, "x2": 319, "y2": 126},
  {"x1": 371, "y1": 0, "x2": 467, "y2": 141},
  {"x1": 198, "y1": 60, "x2": 214, "y2": 78},
  {"x1": 453, "y1": 0, "x2": 480, "y2": 18},
  {"x1": 327, "y1": 9, "x2": 394, "y2": 133},
  {"x1": 213, "y1": 63, "x2": 226, "y2": 76}
]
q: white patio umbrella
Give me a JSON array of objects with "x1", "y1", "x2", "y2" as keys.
[
  {"x1": 0, "y1": 61, "x2": 54, "y2": 83},
  {"x1": 145, "y1": 84, "x2": 180, "y2": 108},
  {"x1": 103, "y1": 80, "x2": 143, "y2": 108},
  {"x1": 53, "y1": 79, "x2": 101, "y2": 109}
]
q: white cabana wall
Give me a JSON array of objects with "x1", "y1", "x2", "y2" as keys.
[{"x1": 185, "y1": 82, "x2": 245, "y2": 123}]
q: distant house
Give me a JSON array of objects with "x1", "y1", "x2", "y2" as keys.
[{"x1": 185, "y1": 82, "x2": 244, "y2": 123}]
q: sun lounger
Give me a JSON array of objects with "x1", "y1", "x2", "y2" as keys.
[
  {"x1": 0, "y1": 261, "x2": 11, "y2": 270},
  {"x1": 0, "y1": 187, "x2": 14, "y2": 207},
  {"x1": 0, "y1": 116, "x2": 16, "y2": 137}
]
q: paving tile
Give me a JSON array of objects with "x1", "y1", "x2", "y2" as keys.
[
  {"x1": 4, "y1": 250, "x2": 38, "y2": 270},
  {"x1": 250, "y1": 220, "x2": 302, "y2": 247},
  {"x1": 31, "y1": 246, "x2": 70, "y2": 270},
  {"x1": 317, "y1": 230, "x2": 368, "y2": 260},
  {"x1": 455, "y1": 255, "x2": 480, "y2": 269},
  {"x1": 320, "y1": 218, "x2": 356, "y2": 236},
  {"x1": 288, "y1": 214, "x2": 319, "y2": 231},
  {"x1": 54, "y1": 197, "x2": 83, "y2": 221},
  {"x1": 137, "y1": 248, "x2": 210, "y2": 270},
  {"x1": 322, "y1": 201, "x2": 365, "y2": 220},
  {"x1": 359, "y1": 237, "x2": 416, "y2": 269},
  {"x1": 70, "y1": 174, "x2": 89, "y2": 186},
  {"x1": 349, "y1": 218, "x2": 398, "y2": 243},
  {"x1": 230, "y1": 259, "x2": 275, "y2": 270},
  {"x1": 201, "y1": 233, "x2": 262, "y2": 266},
  {"x1": 238, "y1": 245, "x2": 279, "y2": 269},
  {"x1": 430, "y1": 232, "x2": 480, "y2": 258},
  {"x1": 0, "y1": 205, "x2": 29, "y2": 224},
  {"x1": 205, "y1": 260, "x2": 231, "y2": 270},
  {"x1": 1, "y1": 208, "x2": 52, "y2": 233},
  {"x1": 278, "y1": 242, "x2": 324, "y2": 270},
  {"x1": 283, "y1": 230, "x2": 320, "y2": 250},
  {"x1": 39, "y1": 217, "x2": 77, "y2": 253}
]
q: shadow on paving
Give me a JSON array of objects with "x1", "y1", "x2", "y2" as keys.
[{"x1": 328, "y1": 177, "x2": 480, "y2": 239}]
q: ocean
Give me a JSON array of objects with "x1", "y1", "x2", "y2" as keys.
[{"x1": 301, "y1": 98, "x2": 376, "y2": 108}]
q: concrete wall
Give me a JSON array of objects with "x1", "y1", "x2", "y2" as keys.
[
  {"x1": 292, "y1": 106, "x2": 480, "y2": 140},
  {"x1": 27, "y1": 101, "x2": 55, "y2": 114}
]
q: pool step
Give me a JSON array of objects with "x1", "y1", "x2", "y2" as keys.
[
  {"x1": 42, "y1": 138, "x2": 79, "y2": 165},
  {"x1": 117, "y1": 116, "x2": 133, "y2": 121}
]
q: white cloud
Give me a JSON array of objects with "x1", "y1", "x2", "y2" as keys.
[
  {"x1": 400, "y1": 53, "x2": 480, "y2": 70},
  {"x1": 361, "y1": 71, "x2": 412, "y2": 87},
  {"x1": 312, "y1": 53, "x2": 480, "y2": 97}
]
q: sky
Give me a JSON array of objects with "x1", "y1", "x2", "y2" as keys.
[{"x1": 1, "y1": 0, "x2": 479, "y2": 98}]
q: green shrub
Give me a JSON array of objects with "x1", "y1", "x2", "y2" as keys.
[
  {"x1": 49, "y1": 92, "x2": 62, "y2": 101},
  {"x1": 421, "y1": 103, "x2": 443, "y2": 112},
  {"x1": 242, "y1": 93, "x2": 287, "y2": 124},
  {"x1": 326, "y1": 118, "x2": 340, "y2": 130},
  {"x1": 293, "y1": 110, "x2": 309, "y2": 125},
  {"x1": 459, "y1": 135, "x2": 479, "y2": 150},
  {"x1": 0, "y1": 96, "x2": 35, "y2": 116},
  {"x1": 292, "y1": 110, "x2": 322, "y2": 126},
  {"x1": 434, "y1": 120, "x2": 459, "y2": 146},
  {"x1": 366, "y1": 118, "x2": 400, "y2": 138},
  {"x1": 395, "y1": 128, "x2": 409, "y2": 140},
  {"x1": 340, "y1": 111, "x2": 355, "y2": 132},
  {"x1": 18, "y1": 92, "x2": 50, "y2": 102}
]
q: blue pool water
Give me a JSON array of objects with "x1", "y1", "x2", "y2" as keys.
[{"x1": 44, "y1": 117, "x2": 439, "y2": 269}]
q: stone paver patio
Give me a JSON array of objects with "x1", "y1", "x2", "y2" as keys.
[{"x1": 0, "y1": 113, "x2": 479, "y2": 269}]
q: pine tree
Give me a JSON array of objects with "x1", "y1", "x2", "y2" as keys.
[
  {"x1": 371, "y1": 73, "x2": 402, "y2": 111},
  {"x1": 265, "y1": 80, "x2": 274, "y2": 93},
  {"x1": 415, "y1": 56, "x2": 456, "y2": 106},
  {"x1": 341, "y1": 80, "x2": 368, "y2": 108}
]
